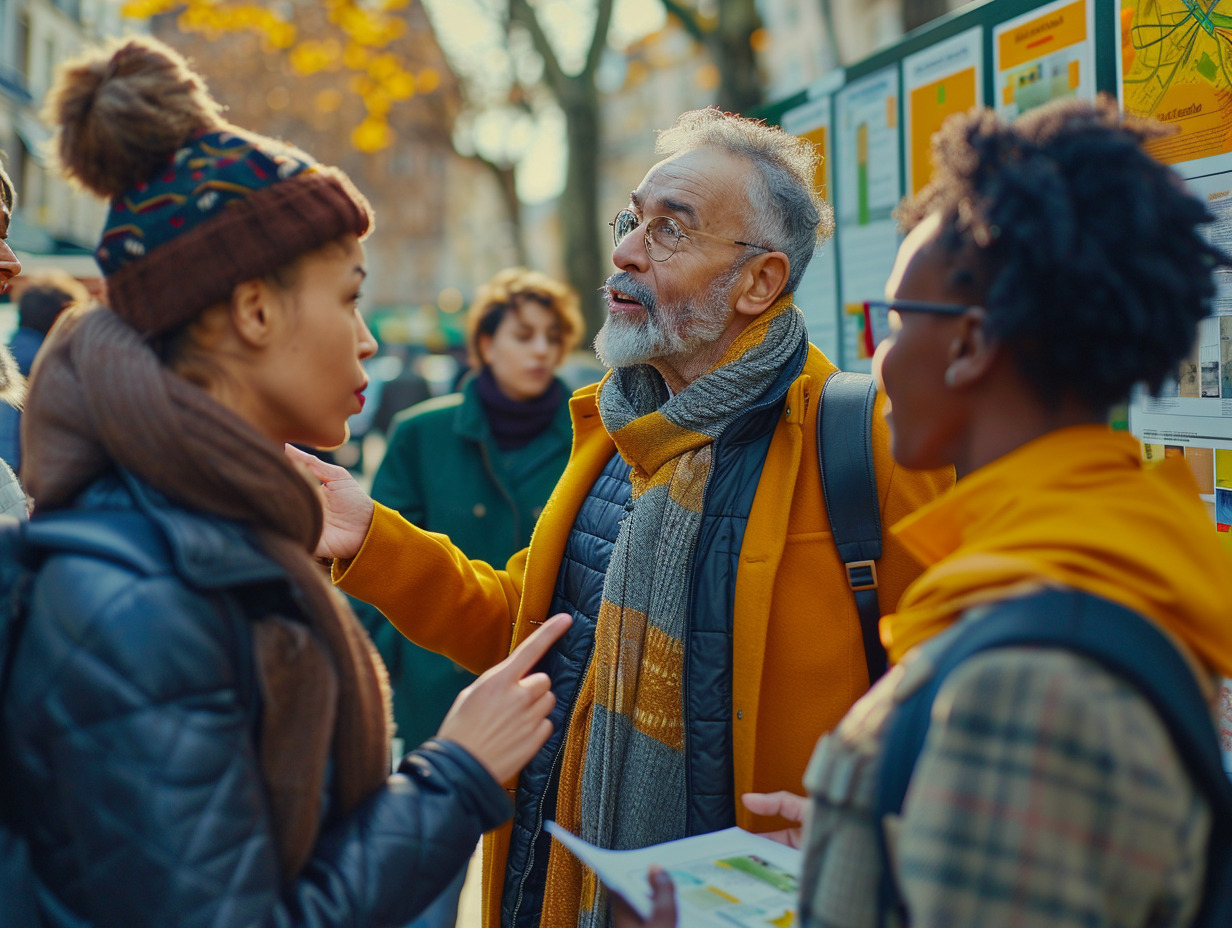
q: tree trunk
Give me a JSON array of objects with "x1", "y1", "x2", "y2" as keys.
[
  {"x1": 559, "y1": 84, "x2": 606, "y2": 338},
  {"x1": 480, "y1": 156, "x2": 528, "y2": 267},
  {"x1": 902, "y1": 0, "x2": 951, "y2": 32},
  {"x1": 713, "y1": 0, "x2": 763, "y2": 116}
]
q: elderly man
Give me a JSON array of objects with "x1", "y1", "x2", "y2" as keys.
[{"x1": 299, "y1": 108, "x2": 952, "y2": 928}]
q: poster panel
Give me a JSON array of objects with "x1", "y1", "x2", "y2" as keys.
[
  {"x1": 904, "y1": 27, "x2": 984, "y2": 196},
  {"x1": 994, "y1": 0, "x2": 1096, "y2": 121},
  {"x1": 834, "y1": 65, "x2": 901, "y2": 372},
  {"x1": 1130, "y1": 176, "x2": 1232, "y2": 453},
  {"x1": 781, "y1": 92, "x2": 841, "y2": 361},
  {"x1": 1117, "y1": 0, "x2": 1232, "y2": 176}
]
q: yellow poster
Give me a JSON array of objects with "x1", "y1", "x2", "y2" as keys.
[
  {"x1": 1120, "y1": 0, "x2": 1232, "y2": 166},
  {"x1": 799, "y1": 125, "x2": 830, "y2": 203},
  {"x1": 904, "y1": 27, "x2": 983, "y2": 196},
  {"x1": 994, "y1": 0, "x2": 1094, "y2": 119}
]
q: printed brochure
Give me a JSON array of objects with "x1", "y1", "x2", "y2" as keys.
[{"x1": 544, "y1": 822, "x2": 802, "y2": 928}]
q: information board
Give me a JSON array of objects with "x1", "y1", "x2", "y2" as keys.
[{"x1": 766, "y1": 0, "x2": 1232, "y2": 762}]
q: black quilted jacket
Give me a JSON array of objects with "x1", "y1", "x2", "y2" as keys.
[{"x1": 1, "y1": 470, "x2": 511, "y2": 928}]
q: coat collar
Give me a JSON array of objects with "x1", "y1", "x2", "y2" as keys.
[{"x1": 65, "y1": 469, "x2": 287, "y2": 588}]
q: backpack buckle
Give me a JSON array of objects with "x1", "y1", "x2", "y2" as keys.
[{"x1": 846, "y1": 559, "x2": 878, "y2": 592}]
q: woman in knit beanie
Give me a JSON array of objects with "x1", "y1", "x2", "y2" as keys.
[{"x1": 2, "y1": 36, "x2": 569, "y2": 927}]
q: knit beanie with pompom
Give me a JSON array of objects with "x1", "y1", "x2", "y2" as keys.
[{"x1": 43, "y1": 36, "x2": 373, "y2": 336}]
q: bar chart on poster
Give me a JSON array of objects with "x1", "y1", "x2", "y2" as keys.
[{"x1": 835, "y1": 66, "x2": 901, "y2": 373}]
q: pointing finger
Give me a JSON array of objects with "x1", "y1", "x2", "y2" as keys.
[{"x1": 501, "y1": 613, "x2": 572, "y2": 677}]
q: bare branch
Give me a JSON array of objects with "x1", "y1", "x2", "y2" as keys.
[
  {"x1": 583, "y1": 0, "x2": 616, "y2": 79},
  {"x1": 508, "y1": 0, "x2": 568, "y2": 95},
  {"x1": 658, "y1": 0, "x2": 706, "y2": 42}
]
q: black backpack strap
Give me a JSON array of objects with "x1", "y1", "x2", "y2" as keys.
[
  {"x1": 873, "y1": 589, "x2": 1232, "y2": 927},
  {"x1": 818, "y1": 371, "x2": 886, "y2": 684}
]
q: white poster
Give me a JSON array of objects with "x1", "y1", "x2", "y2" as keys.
[
  {"x1": 781, "y1": 92, "x2": 840, "y2": 362},
  {"x1": 904, "y1": 27, "x2": 984, "y2": 198},
  {"x1": 834, "y1": 65, "x2": 901, "y2": 372},
  {"x1": 993, "y1": 0, "x2": 1095, "y2": 122}
]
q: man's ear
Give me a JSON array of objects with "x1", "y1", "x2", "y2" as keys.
[
  {"x1": 732, "y1": 251, "x2": 791, "y2": 317},
  {"x1": 230, "y1": 279, "x2": 277, "y2": 349},
  {"x1": 945, "y1": 307, "x2": 999, "y2": 389}
]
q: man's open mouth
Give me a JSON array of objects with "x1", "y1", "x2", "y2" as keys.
[{"x1": 607, "y1": 288, "x2": 643, "y2": 310}]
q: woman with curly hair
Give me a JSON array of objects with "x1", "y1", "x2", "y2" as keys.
[
  {"x1": 1, "y1": 36, "x2": 571, "y2": 927},
  {"x1": 619, "y1": 95, "x2": 1232, "y2": 928},
  {"x1": 353, "y1": 267, "x2": 583, "y2": 927}
]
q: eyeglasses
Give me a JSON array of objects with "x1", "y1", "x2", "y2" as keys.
[
  {"x1": 609, "y1": 208, "x2": 772, "y2": 262},
  {"x1": 862, "y1": 299, "x2": 976, "y2": 355}
]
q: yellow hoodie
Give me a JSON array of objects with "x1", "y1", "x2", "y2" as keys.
[{"x1": 883, "y1": 425, "x2": 1232, "y2": 678}]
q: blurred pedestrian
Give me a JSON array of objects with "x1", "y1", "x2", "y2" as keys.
[
  {"x1": 354, "y1": 267, "x2": 582, "y2": 928},
  {"x1": 0, "y1": 270, "x2": 88, "y2": 470},
  {"x1": 3, "y1": 36, "x2": 570, "y2": 927},
  {"x1": 0, "y1": 157, "x2": 29, "y2": 517}
]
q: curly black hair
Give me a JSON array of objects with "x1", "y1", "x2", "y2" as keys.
[{"x1": 898, "y1": 95, "x2": 1231, "y2": 412}]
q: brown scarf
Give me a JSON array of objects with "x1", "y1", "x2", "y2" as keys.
[{"x1": 22, "y1": 306, "x2": 391, "y2": 880}]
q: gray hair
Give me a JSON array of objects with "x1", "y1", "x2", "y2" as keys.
[{"x1": 655, "y1": 108, "x2": 833, "y2": 294}]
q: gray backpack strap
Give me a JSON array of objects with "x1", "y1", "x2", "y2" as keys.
[{"x1": 818, "y1": 371, "x2": 886, "y2": 683}]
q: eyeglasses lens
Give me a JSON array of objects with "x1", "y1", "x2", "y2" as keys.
[
  {"x1": 646, "y1": 217, "x2": 682, "y2": 262},
  {"x1": 863, "y1": 301, "x2": 893, "y2": 351},
  {"x1": 612, "y1": 210, "x2": 639, "y2": 247}
]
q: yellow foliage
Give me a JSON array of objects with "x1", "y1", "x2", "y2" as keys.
[
  {"x1": 352, "y1": 117, "x2": 393, "y2": 154},
  {"x1": 387, "y1": 71, "x2": 415, "y2": 100},
  {"x1": 123, "y1": 0, "x2": 438, "y2": 155},
  {"x1": 343, "y1": 41, "x2": 370, "y2": 70},
  {"x1": 417, "y1": 68, "x2": 439, "y2": 94}
]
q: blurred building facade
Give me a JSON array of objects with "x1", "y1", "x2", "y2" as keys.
[
  {"x1": 0, "y1": 0, "x2": 133, "y2": 278},
  {"x1": 149, "y1": 4, "x2": 519, "y2": 341}
]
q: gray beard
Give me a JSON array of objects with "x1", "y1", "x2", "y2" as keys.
[{"x1": 594, "y1": 265, "x2": 741, "y2": 370}]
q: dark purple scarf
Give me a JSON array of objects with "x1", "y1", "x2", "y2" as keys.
[{"x1": 475, "y1": 367, "x2": 564, "y2": 451}]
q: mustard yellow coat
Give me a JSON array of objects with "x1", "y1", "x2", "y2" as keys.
[{"x1": 334, "y1": 344, "x2": 954, "y2": 928}]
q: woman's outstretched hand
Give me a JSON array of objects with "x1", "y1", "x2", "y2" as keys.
[
  {"x1": 284, "y1": 444, "x2": 375, "y2": 560},
  {"x1": 740, "y1": 791, "x2": 808, "y2": 848},
  {"x1": 437, "y1": 613, "x2": 573, "y2": 784},
  {"x1": 611, "y1": 867, "x2": 678, "y2": 928}
]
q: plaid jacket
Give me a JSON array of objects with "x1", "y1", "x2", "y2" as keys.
[{"x1": 799, "y1": 609, "x2": 1212, "y2": 928}]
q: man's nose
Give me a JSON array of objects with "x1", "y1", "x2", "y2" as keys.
[
  {"x1": 0, "y1": 241, "x2": 21, "y2": 281},
  {"x1": 612, "y1": 227, "x2": 650, "y2": 273}
]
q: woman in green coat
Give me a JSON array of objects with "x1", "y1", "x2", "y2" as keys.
[{"x1": 357, "y1": 267, "x2": 584, "y2": 751}]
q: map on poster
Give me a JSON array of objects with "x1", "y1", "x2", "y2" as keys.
[
  {"x1": 904, "y1": 27, "x2": 984, "y2": 196},
  {"x1": 1118, "y1": 0, "x2": 1232, "y2": 172},
  {"x1": 546, "y1": 823, "x2": 801, "y2": 928},
  {"x1": 781, "y1": 91, "x2": 841, "y2": 361},
  {"x1": 835, "y1": 66, "x2": 901, "y2": 372},
  {"x1": 994, "y1": 0, "x2": 1096, "y2": 121}
]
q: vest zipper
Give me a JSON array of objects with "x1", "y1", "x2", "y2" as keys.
[
  {"x1": 512, "y1": 488, "x2": 632, "y2": 926},
  {"x1": 510, "y1": 644, "x2": 597, "y2": 928}
]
